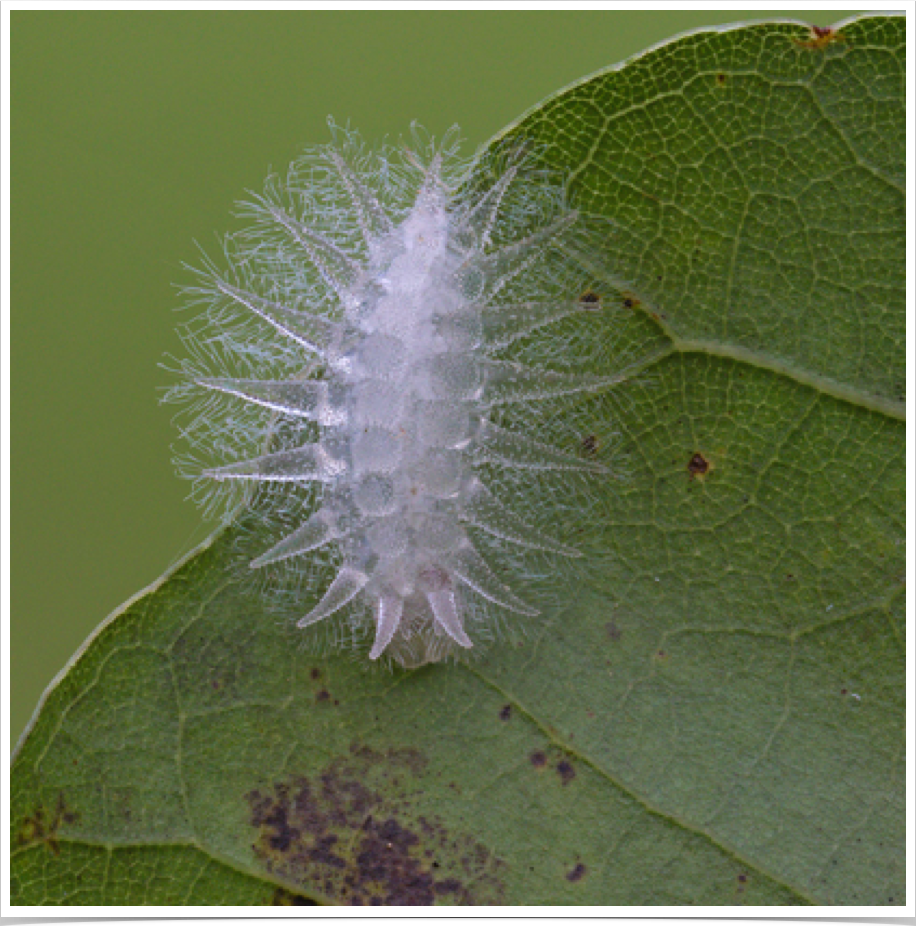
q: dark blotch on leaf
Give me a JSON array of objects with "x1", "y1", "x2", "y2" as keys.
[
  {"x1": 245, "y1": 744, "x2": 505, "y2": 905},
  {"x1": 581, "y1": 435, "x2": 600, "y2": 457},
  {"x1": 687, "y1": 452, "x2": 710, "y2": 477},
  {"x1": 530, "y1": 751, "x2": 547, "y2": 768},
  {"x1": 566, "y1": 863, "x2": 587, "y2": 882},
  {"x1": 579, "y1": 290, "x2": 601, "y2": 310},
  {"x1": 316, "y1": 689, "x2": 331, "y2": 702},
  {"x1": 556, "y1": 760, "x2": 576, "y2": 785},
  {"x1": 498, "y1": 704, "x2": 512, "y2": 721}
]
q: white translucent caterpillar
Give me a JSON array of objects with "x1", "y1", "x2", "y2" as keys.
[{"x1": 171, "y1": 124, "x2": 621, "y2": 667}]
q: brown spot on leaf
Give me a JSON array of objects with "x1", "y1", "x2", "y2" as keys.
[
  {"x1": 716, "y1": 72, "x2": 727, "y2": 85},
  {"x1": 687, "y1": 452, "x2": 711, "y2": 478},
  {"x1": 579, "y1": 290, "x2": 601, "y2": 309},
  {"x1": 498, "y1": 704, "x2": 512, "y2": 721},
  {"x1": 310, "y1": 668, "x2": 321, "y2": 681},
  {"x1": 566, "y1": 862, "x2": 587, "y2": 882},
  {"x1": 605, "y1": 621, "x2": 622, "y2": 642},
  {"x1": 245, "y1": 744, "x2": 505, "y2": 905},
  {"x1": 316, "y1": 689, "x2": 331, "y2": 702},
  {"x1": 556, "y1": 760, "x2": 576, "y2": 785},
  {"x1": 16, "y1": 794, "x2": 78, "y2": 856},
  {"x1": 794, "y1": 25, "x2": 846, "y2": 50},
  {"x1": 580, "y1": 435, "x2": 600, "y2": 457},
  {"x1": 530, "y1": 751, "x2": 547, "y2": 768}
]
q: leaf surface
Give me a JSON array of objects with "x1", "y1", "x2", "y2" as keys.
[{"x1": 11, "y1": 14, "x2": 904, "y2": 906}]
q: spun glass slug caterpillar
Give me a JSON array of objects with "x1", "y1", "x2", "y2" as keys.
[{"x1": 167, "y1": 123, "x2": 626, "y2": 667}]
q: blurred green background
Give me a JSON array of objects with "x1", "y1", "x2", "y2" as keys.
[{"x1": 13, "y1": 10, "x2": 851, "y2": 746}]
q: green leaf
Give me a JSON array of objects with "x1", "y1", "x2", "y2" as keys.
[{"x1": 12, "y1": 14, "x2": 904, "y2": 906}]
